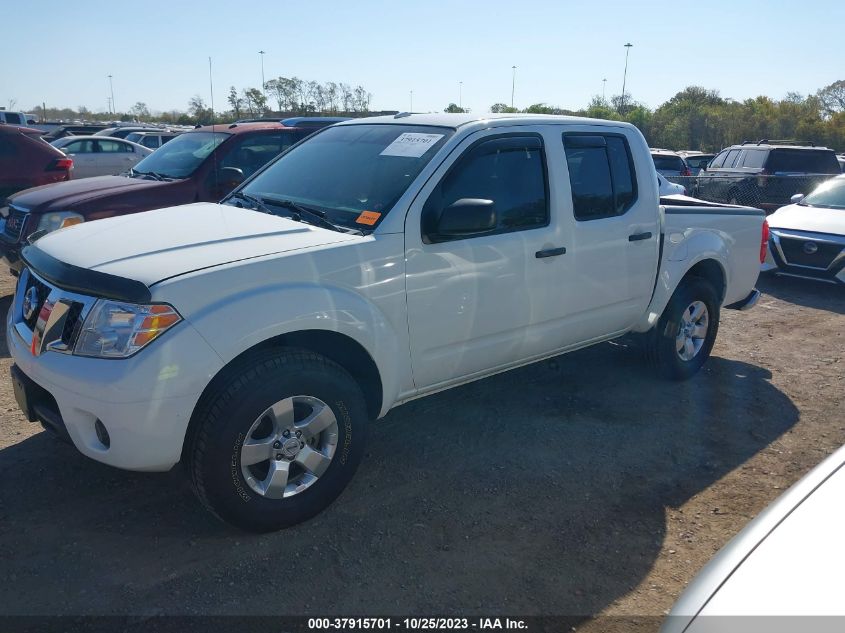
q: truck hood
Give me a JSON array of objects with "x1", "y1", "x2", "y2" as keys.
[
  {"x1": 33, "y1": 202, "x2": 359, "y2": 287},
  {"x1": 767, "y1": 203, "x2": 845, "y2": 236},
  {"x1": 8, "y1": 175, "x2": 168, "y2": 212}
]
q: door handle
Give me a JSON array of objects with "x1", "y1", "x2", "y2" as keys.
[
  {"x1": 535, "y1": 246, "x2": 567, "y2": 258},
  {"x1": 628, "y1": 232, "x2": 652, "y2": 242}
]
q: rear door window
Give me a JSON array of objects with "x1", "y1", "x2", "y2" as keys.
[
  {"x1": 564, "y1": 134, "x2": 638, "y2": 220},
  {"x1": 741, "y1": 150, "x2": 767, "y2": 168},
  {"x1": 97, "y1": 139, "x2": 133, "y2": 153},
  {"x1": 723, "y1": 149, "x2": 741, "y2": 168},
  {"x1": 3, "y1": 113, "x2": 22, "y2": 125},
  {"x1": 765, "y1": 149, "x2": 840, "y2": 174}
]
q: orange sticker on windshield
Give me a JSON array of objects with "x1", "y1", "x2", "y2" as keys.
[{"x1": 356, "y1": 211, "x2": 381, "y2": 225}]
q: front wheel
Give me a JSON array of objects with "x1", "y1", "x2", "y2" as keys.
[
  {"x1": 186, "y1": 349, "x2": 367, "y2": 532},
  {"x1": 647, "y1": 277, "x2": 720, "y2": 380}
]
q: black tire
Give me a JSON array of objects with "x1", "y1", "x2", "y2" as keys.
[
  {"x1": 646, "y1": 277, "x2": 720, "y2": 381},
  {"x1": 186, "y1": 348, "x2": 367, "y2": 532}
]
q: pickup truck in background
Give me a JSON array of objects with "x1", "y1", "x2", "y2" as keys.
[
  {"x1": 0, "y1": 118, "x2": 341, "y2": 274},
  {"x1": 7, "y1": 114, "x2": 766, "y2": 532}
]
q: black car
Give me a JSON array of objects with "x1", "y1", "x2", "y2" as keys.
[{"x1": 695, "y1": 140, "x2": 840, "y2": 213}]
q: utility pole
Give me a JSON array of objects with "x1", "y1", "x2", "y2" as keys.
[
  {"x1": 107, "y1": 74, "x2": 115, "y2": 114},
  {"x1": 511, "y1": 65, "x2": 517, "y2": 109},
  {"x1": 620, "y1": 43, "x2": 632, "y2": 113},
  {"x1": 259, "y1": 50, "x2": 266, "y2": 103},
  {"x1": 459, "y1": 81, "x2": 463, "y2": 109}
]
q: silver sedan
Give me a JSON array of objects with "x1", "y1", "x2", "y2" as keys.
[{"x1": 50, "y1": 136, "x2": 152, "y2": 179}]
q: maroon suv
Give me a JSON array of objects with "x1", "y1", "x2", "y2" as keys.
[
  {"x1": 0, "y1": 125, "x2": 73, "y2": 200},
  {"x1": 0, "y1": 119, "x2": 340, "y2": 273}
]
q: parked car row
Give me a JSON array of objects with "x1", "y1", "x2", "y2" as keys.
[
  {"x1": 0, "y1": 118, "x2": 344, "y2": 272},
  {"x1": 651, "y1": 141, "x2": 841, "y2": 212}
]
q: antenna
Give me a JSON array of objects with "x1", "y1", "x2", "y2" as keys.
[{"x1": 209, "y1": 56, "x2": 219, "y2": 196}]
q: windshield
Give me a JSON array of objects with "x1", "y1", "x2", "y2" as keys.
[
  {"x1": 238, "y1": 124, "x2": 453, "y2": 229},
  {"x1": 684, "y1": 156, "x2": 713, "y2": 169},
  {"x1": 652, "y1": 155, "x2": 685, "y2": 171},
  {"x1": 801, "y1": 178, "x2": 845, "y2": 209},
  {"x1": 131, "y1": 131, "x2": 230, "y2": 178}
]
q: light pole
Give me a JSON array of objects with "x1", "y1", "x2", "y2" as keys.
[
  {"x1": 410, "y1": 90, "x2": 413, "y2": 112},
  {"x1": 459, "y1": 81, "x2": 463, "y2": 109},
  {"x1": 258, "y1": 50, "x2": 266, "y2": 103},
  {"x1": 602, "y1": 78, "x2": 607, "y2": 102},
  {"x1": 620, "y1": 43, "x2": 632, "y2": 113},
  {"x1": 511, "y1": 65, "x2": 517, "y2": 109},
  {"x1": 107, "y1": 74, "x2": 115, "y2": 115}
]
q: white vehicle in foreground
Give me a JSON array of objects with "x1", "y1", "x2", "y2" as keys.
[
  {"x1": 8, "y1": 114, "x2": 766, "y2": 531},
  {"x1": 662, "y1": 443, "x2": 845, "y2": 633},
  {"x1": 762, "y1": 174, "x2": 845, "y2": 284}
]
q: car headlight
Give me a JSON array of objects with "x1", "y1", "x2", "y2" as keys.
[
  {"x1": 37, "y1": 211, "x2": 84, "y2": 233},
  {"x1": 74, "y1": 300, "x2": 182, "y2": 358}
]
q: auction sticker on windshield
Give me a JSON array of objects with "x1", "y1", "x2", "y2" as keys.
[{"x1": 380, "y1": 133, "x2": 444, "y2": 158}]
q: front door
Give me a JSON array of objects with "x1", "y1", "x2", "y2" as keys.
[{"x1": 405, "y1": 128, "x2": 575, "y2": 390}]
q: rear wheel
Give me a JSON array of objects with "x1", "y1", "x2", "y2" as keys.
[
  {"x1": 647, "y1": 277, "x2": 720, "y2": 380},
  {"x1": 186, "y1": 349, "x2": 367, "y2": 532}
]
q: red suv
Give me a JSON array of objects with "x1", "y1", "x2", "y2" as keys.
[
  {"x1": 1, "y1": 118, "x2": 344, "y2": 273},
  {"x1": 0, "y1": 125, "x2": 73, "y2": 200}
]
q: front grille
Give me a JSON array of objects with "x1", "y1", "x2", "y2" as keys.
[
  {"x1": 22, "y1": 273, "x2": 51, "y2": 329},
  {"x1": 61, "y1": 301, "x2": 85, "y2": 347},
  {"x1": 4, "y1": 208, "x2": 29, "y2": 241},
  {"x1": 779, "y1": 237, "x2": 844, "y2": 269},
  {"x1": 16, "y1": 269, "x2": 91, "y2": 354}
]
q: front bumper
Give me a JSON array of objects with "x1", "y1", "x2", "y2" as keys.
[
  {"x1": 7, "y1": 274, "x2": 225, "y2": 472},
  {"x1": 763, "y1": 229, "x2": 845, "y2": 284}
]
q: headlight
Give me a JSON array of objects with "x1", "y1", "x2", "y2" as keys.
[
  {"x1": 74, "y1": 300, "x2": 182, "y2": 358},
  {"x1": 37, "y1": 211, "x2": 84, "y2": 233}
]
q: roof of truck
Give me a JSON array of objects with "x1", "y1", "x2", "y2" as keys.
[{"x1": 336, "y1": 112, "x2": 635, "y2": 130}]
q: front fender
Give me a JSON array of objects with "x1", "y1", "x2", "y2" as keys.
[{"x1": 185, "y1": 281, "x2": 405, "y2": 417}]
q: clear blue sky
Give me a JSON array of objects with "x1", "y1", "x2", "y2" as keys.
[{"x1": 4, "y1": 0, "x2": 843, "y2": 115}]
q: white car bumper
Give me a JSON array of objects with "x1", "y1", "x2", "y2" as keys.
[{"x1": 8, "y1": 288, "x2": 224, "y2": 472}]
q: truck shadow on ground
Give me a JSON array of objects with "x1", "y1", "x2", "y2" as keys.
[
  {"x1": 0, "y1": 341, "x2": 797, "y2": 620},
  {"x1": 757, "y1": 273, "x2": 845, "y2": 314}
]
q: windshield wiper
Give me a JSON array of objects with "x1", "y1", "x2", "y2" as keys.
[
  {"x1": 130, "y1": 169, "x2": 164, "y2": 181},
  {"x1": 264, "y1": 198, "x2": 363, "y2": 235},
  {"x1": 228, "y1": 191, "x2": 274, "y2": 215}
]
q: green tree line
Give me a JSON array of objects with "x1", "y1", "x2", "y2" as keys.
[{"x1": 448, "y1": 80, "x2": 845, "y2": 151}]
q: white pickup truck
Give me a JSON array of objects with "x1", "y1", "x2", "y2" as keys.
[{"x1": 7, "y1": 114, "x2": 766, "y2": 532}]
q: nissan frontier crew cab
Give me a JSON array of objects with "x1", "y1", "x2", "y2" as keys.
[{"x1": 7, "y1": 114, "x2": 766, "y2": 532}]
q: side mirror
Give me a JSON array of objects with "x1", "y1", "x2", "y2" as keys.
[
  {"x1": 218, "y1": 166, "x2": 245, "y2": 190},
  {"x1": 790, "y1": 193, "x2": 804, "y2": 204},
  {"x1": 436, "y1": 198, "x2": 497, "y2": 236}
]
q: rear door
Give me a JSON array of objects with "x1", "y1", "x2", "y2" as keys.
[{"x1": 560, "y1": 129, "x2": 660, "y2": 339}]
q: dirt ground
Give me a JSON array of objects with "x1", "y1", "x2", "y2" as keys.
[{"x1": 0, "y1": 270, "x2": 842, "y2": 631}]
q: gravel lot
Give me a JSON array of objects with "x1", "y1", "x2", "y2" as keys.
[{"x1": 0, "y1": 270, "x2": 842, "y2": 631}]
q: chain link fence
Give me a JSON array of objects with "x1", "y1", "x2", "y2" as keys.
[{"x1": 664, "y1": 174, "x2": 839, "y2": 213}]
